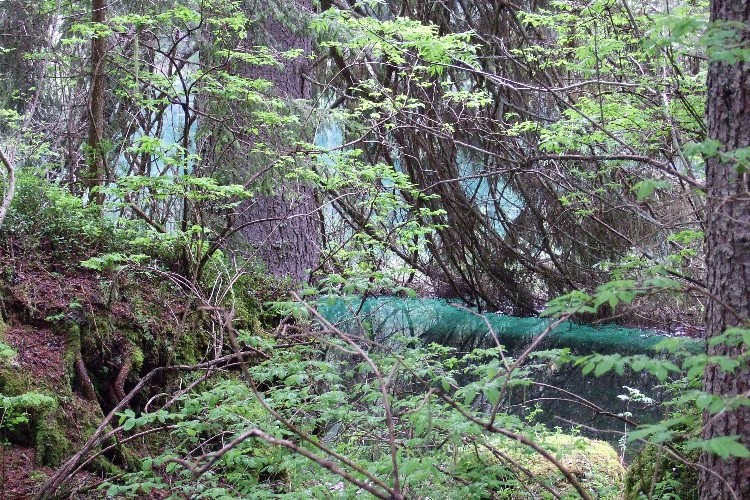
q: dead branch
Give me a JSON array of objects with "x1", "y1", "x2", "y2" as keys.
[{"x1": 0, "y1": 148, "x2": 16, "y2": 229}]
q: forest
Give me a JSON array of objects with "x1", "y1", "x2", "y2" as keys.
[{"x1": 0, "y1": 0, "x2": 749, "y2": 498}]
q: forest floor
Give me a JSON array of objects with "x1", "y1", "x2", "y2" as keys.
[
  {"x1": 0, "y1": 263, "x2": 133, "y2": 499},
  {"x1": 0, "y1": 258, "x2": 702, "y2": 498},
  {"x1": 1, "y1": 326, "x2": 65, "y2": 499}
]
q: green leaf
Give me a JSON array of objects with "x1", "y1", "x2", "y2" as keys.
[
  {"x1": 441, "y1": 377, "x2": 451, "y2": 392},
  {"x1": 633, "y1": 179, "x2": 671, "y2": 201},
  {"x1": 483, "y1": 386, "x2": 500, "y2": 406},
  {"x1": 689, "y1": 436, "x2": 750, "y2": 459},
  {"x1": 594, "y1": 356, "x2": 616, "y2": 377}
]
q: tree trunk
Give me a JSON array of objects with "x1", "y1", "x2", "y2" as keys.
[
  {"x1": 235, "y1": 0, "x2": 320, "y2": 283},
  {"x1": 86, "y1": 0, "x2": 106, "y2": 203},
  {"x1": 700, "y1": 2, "x2": 750, "y2": 499}
]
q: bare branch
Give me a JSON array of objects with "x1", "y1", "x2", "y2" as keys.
[{"x1": 0, "y1": 148, "x2": 16, "y2": 229}]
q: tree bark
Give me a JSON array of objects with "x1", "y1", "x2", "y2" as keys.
[
  {"x1": 86, "y1": 0, "x2": 106, "y2": 203},
  {"x1": 700, "y1": 2, "x2": 750, "y2": 499},
  {"x1": 235, "y1": 0, "x2": 320, "y2": 283}
]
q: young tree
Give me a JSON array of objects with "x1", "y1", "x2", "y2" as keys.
[
  {"x1": 700, "y1": 1, "x2": 750, "y2": 498},
  {"x1": 86, "y1": 0, "x2": 107, "y2": 203}
]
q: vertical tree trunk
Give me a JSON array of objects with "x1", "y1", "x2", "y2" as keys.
[
  {"x1": 235, "y1": 0, "x2": 320, "y2": 283},
  {"x1": 86, "y1": 0, "x2": 106, "y2": 203},
  {"x1": 700, "y1": 2, "x2": 750, "y2": 499}
]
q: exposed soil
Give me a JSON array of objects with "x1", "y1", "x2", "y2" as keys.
[
  {"x1": 4, "y1": 326, "x2": 65, "y2": 387},
  {"x1": 0, "y1": 445, "x2": 50, "y2": 500}
]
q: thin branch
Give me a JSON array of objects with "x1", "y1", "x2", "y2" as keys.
[
  {"x1": 165, "y1": 429, "x2": 393, "y2": 500},
  {"x1": 0, "y1": 148, "x2": 16, "y2": 229}
]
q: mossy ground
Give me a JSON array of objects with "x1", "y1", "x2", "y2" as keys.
[{"x1": 0, "y1": 261, "x2": 222, "y2": 495}]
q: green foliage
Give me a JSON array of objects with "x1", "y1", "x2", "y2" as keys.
[
  {"x1": 313, "y1": 10, "x2": 478, "y2": 76},
  {"x1": 0, "y1": 361, "x2": 58, "y2": 453},
  {"x1": 2, "y1": 172, "x2": 112, "y2": 259},
  {"x1": 294, "y1": 147, "x2": 446, "y2": 296},
  {"x1": 106, "y1": 379, "x2": 289, "y2": 498},
  {"x1": 100, "y1": 333, "x2": 627, "y2": 498},
  {"x1": 686, "y1": 435, "x2": 750, "y2": 459},
  {"x1": 0, "y1": 391, "x2": 55, "y2": 433},
  {"x1": 625, "y1": 444, "x2": 699, "y2": 500},
  {"x1": 0, "y1": 0, "x2": 740, "y2": 498},
  {"x1": 80, "y1": 252, "x2": 150, "y2": 272},
  {"x1": 702, "y1": 20, "x2": 750, "y2": 64}
]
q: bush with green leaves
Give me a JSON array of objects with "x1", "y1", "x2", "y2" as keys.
[
  {"x1": 2, "y1": 172, "x2": 112, "y2": 260},
  {"x1": 0, "y1": 343, "x2": 56, "y2": 446},
  {"x1": 97, "y1": 328, "x2": 629, "y2": 499}
]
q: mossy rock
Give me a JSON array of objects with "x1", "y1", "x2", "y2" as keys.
[
  {"x1": 0, "y1": 365, "x2": 33, "y2": 396},
  {"x1": 458, "y1": 433, "x2": 626, "y2": 498},
  {"x1": 625, "y1": 444, "x2": 698, "y2": 500},
  {"x1": 0, "y1": 387, "x2": 59, "y2": 450}
]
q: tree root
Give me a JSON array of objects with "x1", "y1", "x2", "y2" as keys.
[
  {"x1": 74, "y1": 353, "x2": 98, "y2": 401},
  {"x1": 113, "y1": 349, "x2": 132, "y2": 403},
  {"x1": 36, "y1": 349, "x2": 261, "y2": 499}
]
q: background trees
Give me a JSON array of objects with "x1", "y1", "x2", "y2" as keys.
[
  {"x1": 2, "y1": 0, "x2": 750, "y2": 498},
  {"x1": 314, "y1": 0, "x2": 707, "y2": 323},
  {"x1": 0, "y1": 0, "x2": 710, "y2": 313}
]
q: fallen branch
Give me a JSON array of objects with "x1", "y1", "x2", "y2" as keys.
[{"x1": 0, "y1": 148, "x2": 16, "y2": 229}]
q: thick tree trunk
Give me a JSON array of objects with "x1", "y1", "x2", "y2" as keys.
[
  {"x1": 235, "y1": 0, "x2": 320, "y2": 283},
  {"x1": 700, "y1": 2, "x2": 750, "y2": 499}
]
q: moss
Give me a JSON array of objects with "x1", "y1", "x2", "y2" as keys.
[
  {"x1": 89, "y1": 455, "x2": 126, "y2": 477},
  {"x1": 519, "y1": 435, "x2": 623, "y2": 498},
  {"x1": 0, "y1": 366, "x2": 32, "y2": 396},
  {"x1": 62, "y1": 323, "x2": 81, "y2": 391},
  {"x1": 35, "y1": 410, "x2": 71, "y2": 467},
  {"x1": 458, "y1": 432, "x2": 626, "y2": 498},
  {"x1": 174, "y1": 327, "x2": 209, "y2": 365},
  {"x1": 625, "y1": 444, "x2": 698, "y2": 500},
  {"x1": 0, "y1": 369, "x2": 37, "y2": 447},
  {"x1": 0, "y1": 370, "x2": 60, "y2": 452},
  {"x1": 130, "y1": 345, "x2": 144, "y2": 373},
  {"x1": 121, "y1": 327, "x2": 158, "y2": 373}
]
